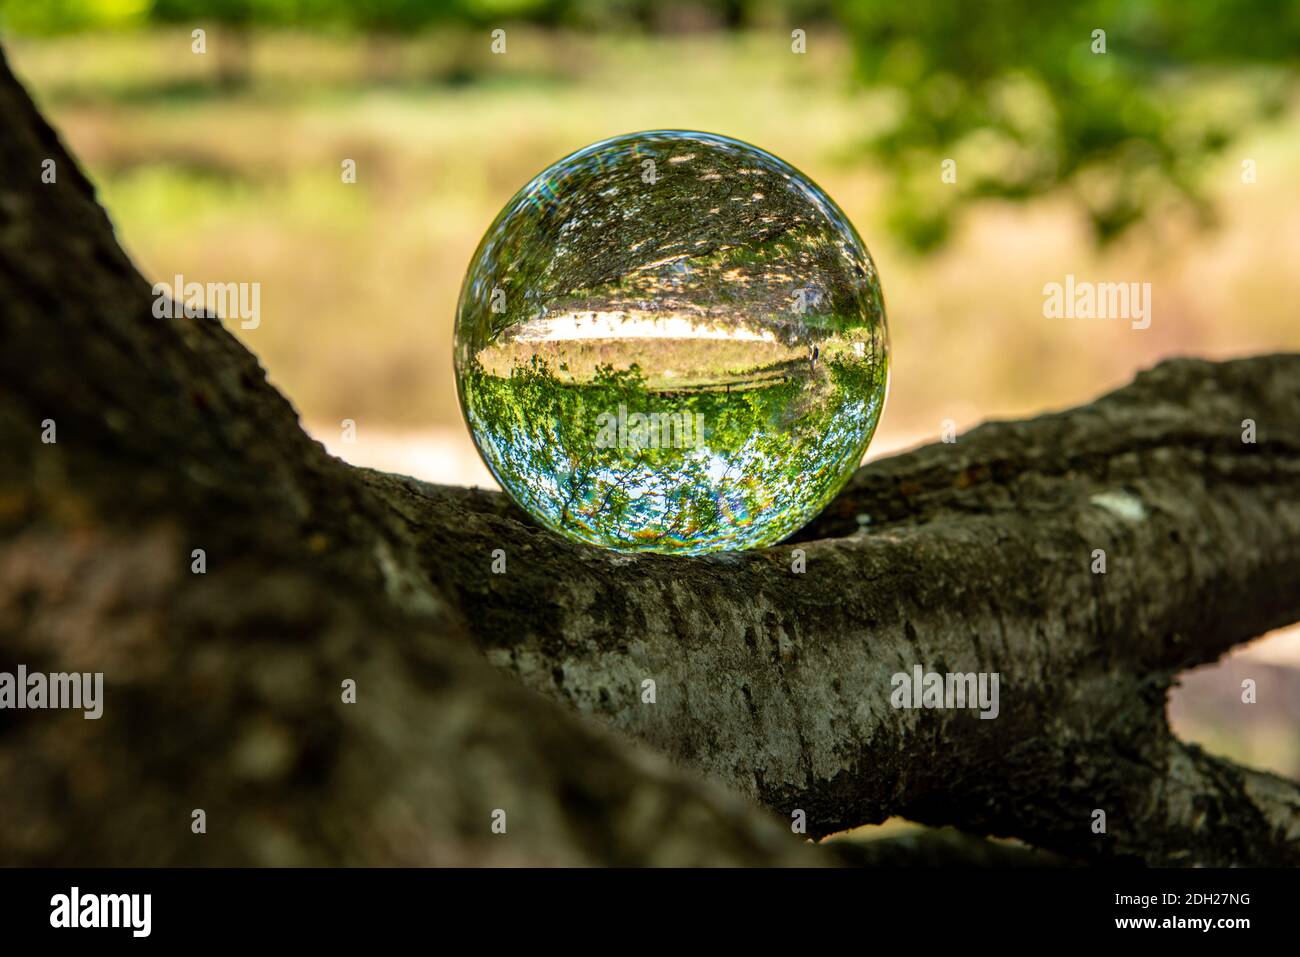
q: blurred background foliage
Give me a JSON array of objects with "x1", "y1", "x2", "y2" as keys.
[
  {"x1": 839, "y1": 0, "x2": 1299, "y2": 248},
  {"x1": 5, "y1": 0, "x2": 1298, "y2": 247},
  {"x1": 0, "y1": 0, "x2": 1298, "y2": 784}
]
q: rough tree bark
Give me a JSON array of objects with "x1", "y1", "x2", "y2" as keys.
[
  {"x1": 376, "y1": 352, "x2": 1300, "y2": 866},
  {"x1": 1, "y1": 46, "x2": 1296, "y2": 866}
]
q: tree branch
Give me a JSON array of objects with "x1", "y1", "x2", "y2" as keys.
[
  {"x1": 363, "y1": 352, "x2": 1300, "y2": 864},
  {"x1": 2, "y1": 41, "x2": 1296, "y2": 866}
]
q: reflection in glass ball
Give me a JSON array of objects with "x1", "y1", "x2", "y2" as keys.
[{"x1": 454, "y1": 130, "x2": 889, "y2": 555}]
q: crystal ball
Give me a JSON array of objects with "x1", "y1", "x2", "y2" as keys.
[{"x1": 454, "y1": 130, "x2": 889, "y2": 555}]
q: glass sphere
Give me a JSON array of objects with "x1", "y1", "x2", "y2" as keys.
[{"x1": 454, "y1": 130, "x2": 889, "y2": 555}]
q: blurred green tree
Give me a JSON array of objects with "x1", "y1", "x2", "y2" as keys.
[
  {"x1": 0, "y1": 0, "x2": 150, "y2": 33},
  {"x1": 835, "y1": 0, "x2": 1300, "y2": 249}
]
